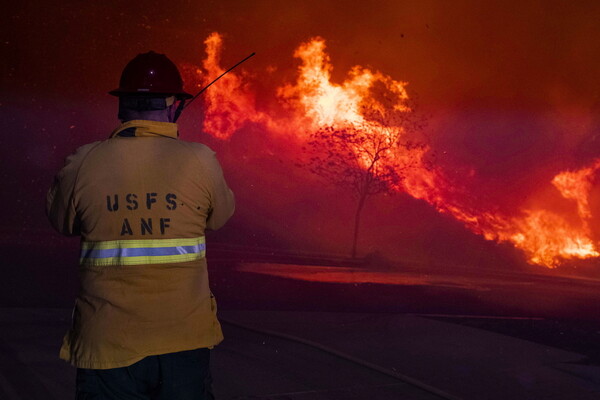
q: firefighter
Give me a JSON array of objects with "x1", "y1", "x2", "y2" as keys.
[{"x1": 47, "y1": 51, "x2": 235, "y2": 399}]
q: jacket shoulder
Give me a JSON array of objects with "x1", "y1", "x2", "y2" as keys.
[
  {"x1": 68, "y1": 141, "x2": 103, "y2": 162},
  {"x1": 176, "y1": 141, "x2": 221, "y2": 167},
  {"x1": 178, "y1": 141, "x2": 216, "y2": 158},
  {"x1": 58, "y1": 141, "x2": 103, "y2": 176}
]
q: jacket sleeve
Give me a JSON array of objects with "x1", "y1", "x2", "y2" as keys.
[
  {"x1": 205, "y1": 153, "x2": 235, "y2": 231},
  {"x1": 46, "y1": 143, "x2": 98, "y2": 236}
]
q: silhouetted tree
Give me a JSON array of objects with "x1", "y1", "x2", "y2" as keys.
[{"x1": 305, "y1": 99, "x2": 426, "y2": 258}]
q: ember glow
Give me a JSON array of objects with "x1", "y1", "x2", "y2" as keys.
[{"x1": 190, "y1": 32, "x2": 600, "y2": 268}]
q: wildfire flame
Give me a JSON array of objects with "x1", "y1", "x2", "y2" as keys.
[
  {"x1": 277, "y1": 38, "x2": 410, "y2": 129},
  {"x1": 552, "y1": 160, "x2": 600, "y2": 220},
  {"x1": 197, "y1": 33, "x2": 272, "y2": 139},
  {"x1": 188, "y1": 32, "x2": 600, "y2": 268}
]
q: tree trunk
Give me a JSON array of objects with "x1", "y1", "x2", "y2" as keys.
[{"x1": 351, "y1": 193, "x2": 367, "y2": 258}]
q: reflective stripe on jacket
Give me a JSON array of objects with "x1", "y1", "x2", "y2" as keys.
[
  {"x1": 79, "y1": 236, "x2": 207, "y2": 266},
  {"x1": 47, "y1": 120, "x2": 234, "y2": 369}
]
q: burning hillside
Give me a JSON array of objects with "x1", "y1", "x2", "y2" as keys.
[{"x1": 185, "y1": 32, "x2": 599, "y2": 268}]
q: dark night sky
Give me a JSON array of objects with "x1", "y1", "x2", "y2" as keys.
[{"x1": 2, "y1": 0, "x2": 600, "y2": 272}]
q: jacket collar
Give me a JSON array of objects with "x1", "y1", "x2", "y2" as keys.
[{"x1": 110, "y1": 120, "x2": 179, "y2": 139}]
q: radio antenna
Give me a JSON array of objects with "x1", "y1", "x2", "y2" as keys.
[{"x1": 173, "y1": 52, "x2": 256, "y2": 122}]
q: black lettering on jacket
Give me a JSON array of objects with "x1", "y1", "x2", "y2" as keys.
[
  {"x1": 141, "y1": 218, "x2": 153, "y2": 235},
  {"x1": 160, "y1": 218, "x2": 171, "y2": 234},
  {"x1": 126, "y1": 194, "x2": 139, "y2": 210},
  {"x1": 106, "y1": 195, "x2": 119, "y2": 212},
  {"x1": 166, "y1": 193, "x2": 177, "y2": 210},
  {"x1": 120, "y1": 218, "x2": 133, "y2": 235},
  {"x1": 146, "y1": 193, "x2": 157, "y2": 210}
]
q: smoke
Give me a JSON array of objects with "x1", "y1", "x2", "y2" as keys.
[
  {"x1": 176, "y1": 30, "x2": 600, "y2": 269},
  {"x1": 3, "y1": 1, "x2": 600, "y2": 271}
]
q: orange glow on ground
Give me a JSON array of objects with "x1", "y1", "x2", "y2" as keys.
[{"x1": 237, "y1": 263, "x2": 488, "y2": 290}]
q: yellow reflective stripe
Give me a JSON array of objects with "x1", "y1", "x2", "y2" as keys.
[
  {"x1": 81, "y1": 253, "x2": 203, "y2": 267},
  {"x1": 80, "y1": 236, "x2": 206, "y2": 267},
  {"x1": 80, "y1": 237, "x2": 204, "y2": 250}
]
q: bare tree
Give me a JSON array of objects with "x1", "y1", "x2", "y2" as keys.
[{"x1": 305, "y1": 98, "x2": 427, "y2": 258}]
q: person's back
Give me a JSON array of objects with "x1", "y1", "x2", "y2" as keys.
[{"x1": 47, "y1": 51, "x2": 234, "y2": 399}]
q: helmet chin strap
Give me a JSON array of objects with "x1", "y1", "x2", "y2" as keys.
[{"x1": 172, "y1": 99, "x2": 186, "y2": 123}]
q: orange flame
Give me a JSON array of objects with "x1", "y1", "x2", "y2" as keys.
[
  {"x1": 552, "y1": 159, "x2": 600, "y2": 220},
  {"x1": 277, "y1": 38, "x2": 427, "y2": 171},
  {"x1": 506, "y1": 209, "x2": 598, "y2": 266},
  {"x1": 189, "y1": 33, "x2": 600, "y2": 268},
  {"x1": 278, "y1": 38, "x2": 410, "y2": 129},
  {"x1": 198, "y1": 33, "x2": 271, "y2": 139}
]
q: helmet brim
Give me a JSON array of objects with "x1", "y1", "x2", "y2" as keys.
[{"x1": 109, "y1": 89, "x2": 193, "y2": 99}]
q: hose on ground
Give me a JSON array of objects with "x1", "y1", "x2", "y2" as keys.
[{"x1": 220, "y1": 317, "x2": 463, "y2": 400}]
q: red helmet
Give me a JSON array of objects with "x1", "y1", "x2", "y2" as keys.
[{"x1": 109, "y1": 51, "x2": 193, "y2": 99}]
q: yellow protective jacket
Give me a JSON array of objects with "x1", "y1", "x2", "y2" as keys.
[{"x1": 46, "y1": 120, "x2": 235, "y2": 369}]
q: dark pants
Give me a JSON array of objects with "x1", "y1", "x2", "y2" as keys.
[{"x1": 76, "y1": 348, "x2": 214, "y2": 400}]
